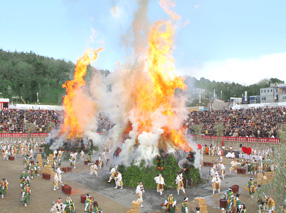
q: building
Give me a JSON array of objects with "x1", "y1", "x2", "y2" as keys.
[
  {"x1": 0, "y1": 98, "x2": 9, "y2": 109},
  {"x1": 260, "y1": 84, "x2": 286, "y2": 103},
  {"x1": 230, "y1": 97, "x2": 242, "y2": 104},
  {"x1": 277, "y1": 84, "x2": 286, "y2": 101},
  {"x1": 248, "y1": 96, "x2": 260, "y2": 104}
]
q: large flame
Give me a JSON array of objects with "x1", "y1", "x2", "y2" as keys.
[
  {"x1": 61, "y1": 48, "x2": 102, "y2": 138},
  {"x1": 130, "y1": 21, "x2": 190, "y2": 152}
]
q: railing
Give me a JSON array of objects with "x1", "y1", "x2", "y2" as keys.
[
  {"x1": 0, "y1": 133, "x2": 49, "y2": 138},
  {"x1": 191, "y1": 135, "x2": 280, "y2": 144},
  {"x1": 0, "y1": 133, "x2": 281, "y2": 144}
]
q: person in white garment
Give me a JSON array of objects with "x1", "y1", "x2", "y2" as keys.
[
  {"x1": 90, "y1": 163, "x2": 98, "y2": 177},
  {"x1": 56, "y1": 167, "x2": 64, "y2": 186},
  {"x1": 229, "y1": 159, "x2": 237, "y2": 174},
  {"x1": 80, "y1": 150, "x2": 85, "y2": 161},
  {"x1": 211, "y1": 174, "x2": 221, "y2": 194},
  {"x1": 136, "y1": 181, "x2": 145, "y2": 208},
  {"x1": 220, "y1": 162, "x2": 226, "y2": 179},
  {"x1": 175, "y1": 173, "x2": 185, "y2": 195},
  {"x1": 154, "y1": 173, "x2": 165, "y2": 195},
  {"x1": 108, "y1": 166, "x2": 117, "y2": 182},
  {"x1": 114, "y1": 171, "x2": 123, "y2": 189}
]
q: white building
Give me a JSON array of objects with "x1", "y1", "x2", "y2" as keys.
[
  {"x1": 0, "y1": 98, "x2": 9, "y2": 109},
  {"x1": 260, "y1": 84, "x2": 286, "y2": 103}
]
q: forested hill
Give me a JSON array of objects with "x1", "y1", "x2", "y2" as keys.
[
  {"x1": 0, "y1": 49, "x2": 76, "y2": 104},
  {"x1": 0, "y1": 49, "x2": 284, "y2": 105}
]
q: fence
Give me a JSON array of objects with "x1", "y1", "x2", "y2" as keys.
[
  {"x1": 192, "y1": 135, "x2": 280, "y2": 144},
  {"x1": 0, "y1": 133, "x2": 281, "y2": 144},
  {"x1": 0, "y1": 133, "x2": 49, "y2": 138}
]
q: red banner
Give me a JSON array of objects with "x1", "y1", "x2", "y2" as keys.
[
  {"x1": 192, "y1": 135, "x2": 280, "y2": 144},
  {"x1": 0, "y1": 132, "x2": 280, "y2": 144},
  {"x1": 0, "y1": 133, "x2": 48, "y2": 138}
]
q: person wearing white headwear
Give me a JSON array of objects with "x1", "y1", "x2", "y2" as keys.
[
  {"x1": 84, "y1": 194, "x2": 93, "y2": 212},
  {"x1": 229, "y1": 159, "x2": 237, "y2": 174},
  {"x1": 90, "y1": 163, "x2": 98, "y2": 177},
  {"x1": 211, "y1": 173, "x2": 221, "y2": 194},
  {"x1": 209, "y1": 167, "x2": 215, "y2": 181},
  {"x1": 175, "y1": 173, "x2": 185, "y2": 195},
  {"x1": 154, "y1": 173, "x2": 165, "y2": 195},
  {"x1": 101, "y1": 149, "x2": 106, "y2": 162},
  {"x1": 53, "y1": 149, "x2": 57, "y2": 159},
  {"x1": 166, "y1": 194, "x2": 177, "y2": 213},
  {"x1": 80, "y1": 150, "x2": 85, "y2": 161},
  {"x1": 3, "y1": 149, "x2": 9, "y2": 161},
  {"x1": 136, "y1": 181, "x2": 145, "y2": 208},
  {"x1": 53, "y1": 173, "x2": 60, "y2": 191},
  {"x1": 181, "y1": 197, "x2": 189, "y2": 213},
  {"x1": 69, "y1": 153, "x2": 76, "y2": 169},
  {"x1": 98, "y1": 156, "x2": 103, "y2": 169},
  {"x1": 58, "y1": 150, "x2": 63, "y2": 158},
  {"x1": 56, "y1": 167, "x2": 64, "y2": 185},
  {"x1": 108, "y1": 166, "x2": 117, "y2": 182},
  {"x1": 114, "y1": 171, "x2": 123, "y2": 189},
  {"x1": 220, "y1": 207, "x2": 226, "y2": 212},
  {"x1": 220, "y1": 162, "x2": 226, "y2": 180}
]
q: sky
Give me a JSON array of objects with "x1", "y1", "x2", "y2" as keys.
[{"x1": 1, "y1": 0, "x2": 286, "y2": 85}]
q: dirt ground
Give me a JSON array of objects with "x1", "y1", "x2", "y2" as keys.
[
  {"x1": 0, "y1": 153, "x2": 260, "y2": 213},
  {"x1": 0, "y1": 156, "x2": 129, "y2": 213}
]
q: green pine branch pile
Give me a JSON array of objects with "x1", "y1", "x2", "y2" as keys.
[{"x1": 118, "y1": 154, "x2": 200, "y2": 189}]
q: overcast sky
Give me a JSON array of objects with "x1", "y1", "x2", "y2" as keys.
[{"x1": 1, "y1": 0, "x2": 286, "y2": 85}]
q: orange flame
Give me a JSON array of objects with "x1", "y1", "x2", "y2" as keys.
[
  {"x1": 159, "y1": 0, "x2": 181, "y2": 20},
  {"x1": 61, "y1": 48, "x2": 102, "y2": 138},
  {"x1": 130, "y1": 21, "x2": 190, "y2": 152}
]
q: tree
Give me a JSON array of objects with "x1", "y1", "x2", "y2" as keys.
[
  {"x1": 192, "y1": 124, "x2": 202, "y2": 140},
  {"x1": 269, "y1": 78, "x2": 284, "y2": 85},
  {"x1": 26, "y1": 123, "x2": 36, "y2": 142},
  {"x1": 214, "y1": 123, "x2": 224, "y2": 146},
  {"x1": 254, "y1": 124, "x2": 286, "y2": 209}
]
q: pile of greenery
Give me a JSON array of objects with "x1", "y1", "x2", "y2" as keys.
[
  {"x1": 118, "y1": 154, "x2": 200, "y2": 189},
  {"x1": 40, "y1": 144, "x2": 53, "y2": 157}
]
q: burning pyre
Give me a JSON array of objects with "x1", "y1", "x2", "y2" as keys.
[{"x1": 54, "y1": 1, "x2": 198, "y2": 167}]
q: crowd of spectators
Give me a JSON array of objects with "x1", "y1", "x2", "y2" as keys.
[
  {"x1": 184, "y1": 107, "x2": 286, "y2": 138},
  {"x1": 96, "y1": 113, "x2": 115, "y2": 133},
  {"x1": 1, "y1": 106, "x2": 286, "y2": 138},
  {"x1": 0, "y1": 110, "x2": 114, "y2": 134},
  {"x1": 0, "y1": 109, "x2": 63, "y2": 133}
]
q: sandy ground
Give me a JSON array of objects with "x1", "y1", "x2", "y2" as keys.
[
  {"x1": 0, "y1": 153, "x2": 259, "y2": 213},
  {"x1": 0, "y1": 156, "x2": 129, "y2": 213}
]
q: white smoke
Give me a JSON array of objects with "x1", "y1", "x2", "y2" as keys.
[{"x1": 52, "y1": 0, "x2": 199, "y2": 168}]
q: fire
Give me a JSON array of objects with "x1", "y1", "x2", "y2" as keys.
[
  {"x1": 130, "y1": 21, "x2": 191, "y2": 152},
  {"x1": 159, "y1": 0, "x2": 181, "y2": 20},
  {"x1": 61, "y1": 48, "x2": 102, "y2": 138}
]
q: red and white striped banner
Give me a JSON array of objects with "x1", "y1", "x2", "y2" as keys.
[
  {"x1": 193, "y1": 135, "x2": 280, "y2": 144},
  {"x1": 0, "y1": 133, "x2": 48, "y2": 138},
  {"x1": 0, "y1": 132, "x2": 280, "y2": 144}
]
